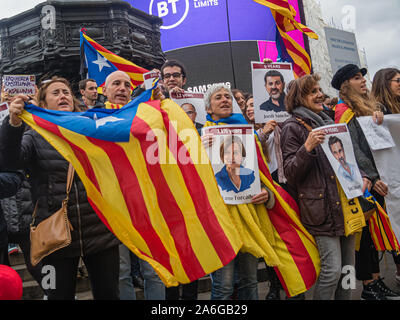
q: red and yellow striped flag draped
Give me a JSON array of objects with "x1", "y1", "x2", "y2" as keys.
[
  {"x1": 335, "y1": 101, "x2": 400, "y2": 253},
  {"x1": 20, "y1": 95, "x2": 243, "y2": 287},
  {"x1": 204, "y1": 119, "x2": 320, "y2": 297},
  {"x1": 367, "y1": 195, "x2": 400, "y2": 252},
  {"x1": 253, "y1": 0, "x2": 318, "y2": 78}
]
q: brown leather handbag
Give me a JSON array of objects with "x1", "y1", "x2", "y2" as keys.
[{"x1": 30, "y1": 163, "x2": 75, "y2": 266}]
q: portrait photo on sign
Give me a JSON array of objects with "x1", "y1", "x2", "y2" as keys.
[
  {"x1": 202, "y1": 125, "x2": 261, "y2": 205},
  {"x1": 251, "y1": 62, "x2": 294, "y2": 124},
  {"x1": 170, "y1": 91, "x2": 207, "y2": 128},
  {"x1": 318, "y1": 124, "x2": 364, "y2": 199}
]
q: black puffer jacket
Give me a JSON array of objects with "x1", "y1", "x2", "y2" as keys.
[
  {"x1": 1, "y1": 175, "x2": 34, "y2": 242},
  {"x1": 0, "y1": 117, "x2": 120, "y2": 258}
]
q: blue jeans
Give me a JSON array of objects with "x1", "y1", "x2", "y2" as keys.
[
  {"x1": 139, "y1": 259, "x2": 165, "y2": 300},
  {"x1": 210, "y1": 252, "x2": 259, "y2": 300},
  {"x1": 119, "y1": 244, "x2": 136, "y2": 300},
  {"x1": 313, "y1": 235, "x2": 355, "y2": 300}
]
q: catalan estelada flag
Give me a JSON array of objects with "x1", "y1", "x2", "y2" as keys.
[
  {"x1": 253, "y1": 0, "x2": 318, "y2": 78},
  {"x1": 365, "y1": 191, "x2": 400, "y2": 252},
  {"x1": 204, "y1": 115, "x2": 320, "y2": 298},
  {"x1": 80, "y1": 30, "x2": 148, "y2": 91},
  {"x1": 335, "y1": 101, "x2": 399, "y2": 253},
  {"x1": 19, "y1": 87, "x2": 242, "y2": 286}
]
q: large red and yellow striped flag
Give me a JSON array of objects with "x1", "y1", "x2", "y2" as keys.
[
  {"x1": 80, "y1": 31, "x2": 148, "y2": 90},
  {"x1": 204, "y1": 115, "x2": 320, "y2": 297},
  {"x1": 19, "y1": 89, "x2": 242, "y2": 286},
  {"x1": 254, "y1": 0, "x2": 318, "y2": 78}
]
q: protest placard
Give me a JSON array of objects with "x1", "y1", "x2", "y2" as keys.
[
  {"x1": 170, "y1": 91, "x2": 207, "y2": 125},
  {"x1": 357, "y1": 116, "x2": 395, "y2": 150},
  {"x1": 202, "y1": 124, "x2": 261, "y2": 204},
  {"x1": 143, "y1": 70, "x2": 161, "y2": 90},
  {"x1": 2, "y1": 75, "x2": 36, "y2": 96},
  {"x1": 317, "y1": 123, "x2": 364, "y2": 199},
  {"x1": 252, "y1": 62, "x2": 294, "y2": 124},
  {"x1": 0, "y1": 102, "x2": 9, "y2": 126}
]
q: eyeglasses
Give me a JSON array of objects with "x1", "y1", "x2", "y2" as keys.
[
  {"x1": 390, "y1": 78, "x2": 400, "y2": 84},
  {"x1": 163, "y1": 72, "x2": 182, "y2": 79}
]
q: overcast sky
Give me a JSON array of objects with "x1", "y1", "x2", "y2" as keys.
[
  {"x1": 319, "y1": 0, "x2": 400, "y2": 77},
  {"x1": 0, "y1": 0, "x2": 398, "y2": 78}
]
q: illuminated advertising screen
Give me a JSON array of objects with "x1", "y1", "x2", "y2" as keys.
[{"x1": 127, "y1": 0, "x2": 306, "y2": 93}]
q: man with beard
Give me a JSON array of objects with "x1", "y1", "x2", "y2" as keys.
[
  {"x1": 259, "y1": 70, "x2": 286, "y2": 113},
  {"x1": 329, "y1": 136, "x2": 356, "y2": 182}
]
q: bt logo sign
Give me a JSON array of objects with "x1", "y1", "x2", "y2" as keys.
[{"x1": 149, "y1": 0, "x2": 189, "y2": 30}]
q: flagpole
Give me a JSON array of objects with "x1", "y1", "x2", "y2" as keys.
[{"x1": 225, "y1": 0, "x2": 237, "y2": 89}]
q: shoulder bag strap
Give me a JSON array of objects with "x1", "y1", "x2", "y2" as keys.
[{"x1": 31, "y1": 163, "x2": 75, "y2": 226}]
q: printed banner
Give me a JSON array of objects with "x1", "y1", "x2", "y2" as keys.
[
  {"x1": 317, "y1": 124, "x2": 364, "y2": 199},
  {"x1": 202, "y1": 125, "x2": 261, "y2": 204},
  {"x1": 252, "y1": 62, "x2": 294, "y2": 124}
]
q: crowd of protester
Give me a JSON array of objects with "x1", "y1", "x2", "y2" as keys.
[{"x1": 0, "y1": 57, "x2": 400, "y2": 301}]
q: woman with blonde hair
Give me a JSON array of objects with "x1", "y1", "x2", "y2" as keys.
[{"x1": 332, "y1": 64, "x2": 400, "y2": 300}]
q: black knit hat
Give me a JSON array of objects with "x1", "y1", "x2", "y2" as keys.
[{"x1": 331, "y1": 64, "x2": 367, "y2": 90}]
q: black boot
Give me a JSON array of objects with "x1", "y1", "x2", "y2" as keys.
[{"x1": 265, "y1": 267, "x2": 281, "y2": 300}]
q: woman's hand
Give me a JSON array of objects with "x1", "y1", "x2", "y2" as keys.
[
  {"x1": 263, "y1": 58, "x2": 274, "y2": 64},
  {"x1": 251, "y1": 188, "x2": 269, "y2": 204},
  {"x1": 362, "y1": 177, "x2": 372, "y2": 193},
  {"x1": 372, "y1": 111, "x2": 384, "y2": 125},
  {"x1": 201, "y1": 133, "x2": 214, "y2": 149},
  {"x1": 262, "y1": 120, "x2": 277, "y2": 134},
  {"x1": 304, "y1": 130, "x2": 326, "y2": 152},
  {"x1": 8, "y1": 95, "x2": 30, "y2": 126},
  {"x1": 373, "y1": 180, "x2": 388, "y2": 196}
]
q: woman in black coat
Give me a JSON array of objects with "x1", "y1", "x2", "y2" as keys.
[{"x1": 0, "y1": 77, "x2": 120, "y2": 300}]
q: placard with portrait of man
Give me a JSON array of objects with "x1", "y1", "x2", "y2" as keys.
[
  {"x1": 317, "y1": 123, "x2": 364, "y2": 199},
  {"x1": 251, "y1": 62, "x2": 294, "y2": 124}
]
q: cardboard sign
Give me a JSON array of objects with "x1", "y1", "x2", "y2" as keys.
[
  {"x1": 143, "y1": 70, "x2": 161, "y2": 90},
  {"x1": 317, "y1": 123, "x2": 364, "y2": 199},
  {"x1": 202, "y1": 124, "x2": 261, "y2": 204},
  {"x1": 3, "y1": 75, "x2": 36, "y2": 96},
  {"x1": 252, "y1": 62, "x2": 294, "y2": 124}
]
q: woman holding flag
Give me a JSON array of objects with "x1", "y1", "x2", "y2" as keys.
[
  {"x1": 0, "y1": 77, "x2": 120, "y2": 300},
  {"x1": 280, "y1": 73, "x2": 371, "y2": 300},
  {"x1": 332, "y1": 64, "x2": 400, "y2": 300},
  {"x1": 201, "y1": 84, "x2": 320, "y2": 300}
]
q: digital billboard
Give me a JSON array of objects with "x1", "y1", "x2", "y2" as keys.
[{"x1": 127, "y1": 0, "x2": 306, "y2": 93}]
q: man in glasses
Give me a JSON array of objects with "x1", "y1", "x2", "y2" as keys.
[{"x1": 160, "y1": 60, "x2": 187, "y2": 97}]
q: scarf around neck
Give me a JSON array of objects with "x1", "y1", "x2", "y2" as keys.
[{"x1": 292, "y1": 106, "x2": 334, "y2": 129}]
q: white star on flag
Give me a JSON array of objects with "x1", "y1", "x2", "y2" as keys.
[{"x1": 92, "y1": 53, "x2": 111, "y2": 72}]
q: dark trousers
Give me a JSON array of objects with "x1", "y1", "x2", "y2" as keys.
[
  {"x1": 166, "y1": 281, "x2": 198, "y2": 300},
  {"x1": 355, "y1": 224, "x2": 380, "y2": 281},
  {"x1": 43, "y1": 246, "x2": 120, "y2": 300},
  {"x1": 0, "y1": 244, "x2": 9, "y2": 265}
]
